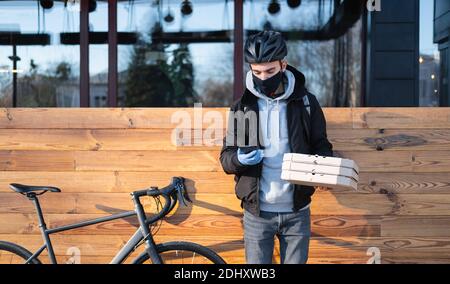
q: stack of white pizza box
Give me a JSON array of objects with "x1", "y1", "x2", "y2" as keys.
[{"x1": 281, "y1": 153, "x2": 359, "y2": 191}]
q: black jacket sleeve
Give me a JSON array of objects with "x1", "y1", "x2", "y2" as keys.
[
  {"x1": 308, "y1": 93, "x2": 334, "y2": 157},
  {"x1": 219, "y1": 105, "x2": 250, "y2": 175}
]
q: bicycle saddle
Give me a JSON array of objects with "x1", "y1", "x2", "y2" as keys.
[{"x1": 9, "y1": 183, "x2": 61, "y2": 194}]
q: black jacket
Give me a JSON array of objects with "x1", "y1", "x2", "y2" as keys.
[{"x1": 219, "y1": 65, "x2": 333, "y2": 217}]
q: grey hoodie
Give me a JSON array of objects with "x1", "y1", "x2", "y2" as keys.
[{"x1": 245, "y1": 69, "x2": 311, "y2": 212}]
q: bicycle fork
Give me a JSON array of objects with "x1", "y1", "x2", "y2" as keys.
[{"x1": 131, "y1": 193, "x2": 163, "y2": 264}]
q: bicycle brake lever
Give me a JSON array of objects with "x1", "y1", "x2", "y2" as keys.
[
  {"x1": 176, "y1": 179, "x2": 192, "y2": 207},
  {"x1": 182, "y1": 185, "x2": 192, "y2": 203}
]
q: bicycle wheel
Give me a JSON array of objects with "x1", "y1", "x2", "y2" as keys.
[
  {"x1": 0, "y1": 241, "x2": 41, "y2": 264},
  {"x1": 132, "y1": 241, "x2": 226, "y2": 264}
]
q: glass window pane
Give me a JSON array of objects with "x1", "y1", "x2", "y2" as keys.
[
  {"x1": 419, "y1": 0, "x2": 440, "y2": 107},
  {"x1": 243, "y1": 0, "x2": 362, "y2": 107},
  {"x1": 0, "y1": 0, "x2": 80, "y2": 107},
  {"x1": 89, "y1": 0, "x2": 108, "y2": 107},
  {"x1": 117, "y1": 0, "x2": 234, "y2": 107}
]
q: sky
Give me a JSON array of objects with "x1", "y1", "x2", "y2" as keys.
[{"x1": 419, "y1": 0, "x2": 439, "y2": 56}]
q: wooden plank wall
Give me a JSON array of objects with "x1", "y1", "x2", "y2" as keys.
[{"x1": 1, "y1": 107, "x2": 450, "y2": 264}]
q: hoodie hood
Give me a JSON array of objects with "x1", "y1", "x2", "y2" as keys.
[
  {"x1": 239, "y1": 64, "x2": 308, "y2": 106},
  {"x1": 246, "y1": 69, "x2": 296, "y2": 102}
]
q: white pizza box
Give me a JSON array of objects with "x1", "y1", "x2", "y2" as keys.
[
  {"x1": 283, "y1": 153, "x2": 360, "y2": 174},
  {"x1": 282, "y1": 160, "x2": 359, "y2": 182},
  {"x1": 281, "y1": 170, "x2": 358, "y2": 191}
]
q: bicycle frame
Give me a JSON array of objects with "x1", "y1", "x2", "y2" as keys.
[{"x1": 24, "y1": 192, "x2": 164, "y2": 264}]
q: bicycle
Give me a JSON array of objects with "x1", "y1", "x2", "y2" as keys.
[{"x1": 0, "y1": 176, "x2": 226, "y2": 264}]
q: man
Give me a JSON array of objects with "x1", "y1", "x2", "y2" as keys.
[{"x1": 219, "y1": 30, "x2": 333, "y2": 264}]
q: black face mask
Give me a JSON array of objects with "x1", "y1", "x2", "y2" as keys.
[{"x1": 252, "y1": 71, "x2": 283, "y2": 97}]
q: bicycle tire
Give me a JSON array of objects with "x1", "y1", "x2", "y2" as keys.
[
  {"x1": 0, "y1": 241, "x2": 41, "y2": 264},
  {"x1": 132, "y1": 241, "x2": 226, "y2": 264}
]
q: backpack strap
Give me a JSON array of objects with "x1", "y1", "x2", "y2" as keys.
[
  {"x1": 302, "y1": 95, "x2": 311, "y2": 116},
  {"x1": 300, "y1": 94, "x2": 311, "y2": 144}
]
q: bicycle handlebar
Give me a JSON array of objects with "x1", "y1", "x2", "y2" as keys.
[{"x1": 132, "y1": 176, "x2": 192, "y2": 224}]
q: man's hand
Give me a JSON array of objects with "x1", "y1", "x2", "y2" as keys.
[{"x1": 237, "y1": 148, "x2": 264, "y2": 166}]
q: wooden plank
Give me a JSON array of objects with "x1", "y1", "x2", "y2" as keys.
[
  {"x1": 412, "y1": 151, "x2": 450, "y2": 173},
  {"x1": 322, "y1": 108, "x2": 353, "y2": 129},
  {"x1": 308, "y1": 237, "x2": 450, "y2": 260},
  {"x1": 352, "y1": 108, "x2": 450, "y2": 129},
  {"x1": 4, "y1": 253, "x2": 450, "y2": 264},
  {"x1": 2, "y1": 171, "x2": 450, "y2": 196},
  {"x1": 1, "y1": 254, "x2": 385, "y2": 264},
  {"x1": 1, "y1": 234, "x2": 450, "y2": 262},
  {"x1": 335, "y1": 151, "x2": 413, "y2": 172},
  {"x1": 1, "y1": 192, "x2": 450, "y2": 216},
  {"x1": 0, "y1": 108, "x2": 226, "y2": 129},
  {"x1": 312, "y1": 193, "x2": 450, "y2": 215},
  {"x1": 4, "y1": 128, "x2": 450, "y2": 152},
  {"x1": 74, "y1": 150, "x2": 221, "y2": 172},
  {"x1": 382, "y1": 216, "x2": 450, "y2": 237},
  {"x1": 0, "y1": 129, "x2": 225, "y2": 151},
  {"x1": 6, "y1": 253, "x2": 447, "y2": 264},
  {"x1": 0, "y1": 151, "x2": 75, "y2": 171},
  {"x1": 2, "y1": 149, "x2": 449, "y2": 173},
  {"x1": 0, "y1": 234, "x2": 244, "y2": 257},
  {"x1": 337, "y1": 150, "x2": 450, "y2": 173},
  {"x1": 328, "y1": 128, "x2": 450, "y2": 151},
  {"x1": 0, "y1": 171, "x2": 235, "y2": 194},
  {"x1": 0, "y1": 213, "x2": 379, "y2": 237},
  {"x1": 0, "y1": 193, "x2": 242, "y2": 215},
  {"x1": 0, "y1": 108, "x2": 352, "y2": 129},
  {"x1": 320, "y1": 172, "x2": 450, "y2": 194},
  {"x1": 0, "y1": 150, "x2": 222, "y2": 172}
]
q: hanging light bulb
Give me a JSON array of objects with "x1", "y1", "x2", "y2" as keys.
[
  {"x1": 40, "y1": 0, "x2": 54, "y2": 10},
  {"x1": 164, "y1": 10, "x2": 174, "y2": 23},
  {"x1": 164, "y1": 0, "x2": 175, "y2": 23},
  {"x1": 287, "y1": 0, "x2": 302, "y2": 9},
  {"x1": 181, "y1": 0, "x2": 193, "y2": 17},
  {"x1": 268, "y1": 0, "x2": 280, "y2": 15}
]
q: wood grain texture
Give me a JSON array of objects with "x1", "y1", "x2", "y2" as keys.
[
  {"x1": 2, "y1": 128, "x2": 450, "y2": 152},
  {"x1": 0, "y1": 107, "x2": 449, "y2": 264}
]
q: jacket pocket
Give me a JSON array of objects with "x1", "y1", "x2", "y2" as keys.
[{"x1": 235, "y1": 175, "x2": 258, "y2": 203}]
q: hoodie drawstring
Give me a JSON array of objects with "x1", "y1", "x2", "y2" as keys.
[
  {"x1": 265, "y1": 98, "x2": 280, "y2": 147},
  {"x1": 276, "y1": 99, "x2": 280, "y2": 142}
]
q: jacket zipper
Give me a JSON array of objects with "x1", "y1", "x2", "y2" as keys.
[
  {"x1": 287, "y1": 100, "x2": 298, "y2": 211},
  {"x1": 244, "y1": 102, "x2": 262, "y2": 216}
]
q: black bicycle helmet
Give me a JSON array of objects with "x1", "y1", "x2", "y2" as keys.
[{"x1": 244, "y1": 30, "x2": 287, "y2": 64}]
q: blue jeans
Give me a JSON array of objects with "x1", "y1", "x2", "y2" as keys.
[{"x1": 243, "y1": 207, "x2": 311, "y2": 264}]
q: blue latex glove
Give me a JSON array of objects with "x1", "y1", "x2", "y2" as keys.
[{"x1": 237, "y1": 148, "x2": 264, "y2": 166}]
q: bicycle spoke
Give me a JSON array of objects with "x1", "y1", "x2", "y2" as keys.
[{"x1": 155, "y1": 249, "x2": 216, "y2": 264}]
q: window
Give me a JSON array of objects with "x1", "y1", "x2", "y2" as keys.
[
  {"x1": 419, "y1": 0, "x2": 440, "y2": 107},
  {"x1": 0, "y1": 0, "x2": 80, "y2": 107},
  {"x1": 118, "y1": 0, "x2": 234, "y2": 107},
  {"x1": 243, "y1": 0, "x2": 362, "y2": 107}
]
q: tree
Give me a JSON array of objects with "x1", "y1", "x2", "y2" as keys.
[
  {"x1": 165, "y1": 44, "x2": 198, "y2": 107},
  {"x1": 124, "y1": 23, "x2": 198, "y2": 107},
  {"x1": 124, "y1": 40, "x2": 174, "y2": 107}
]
